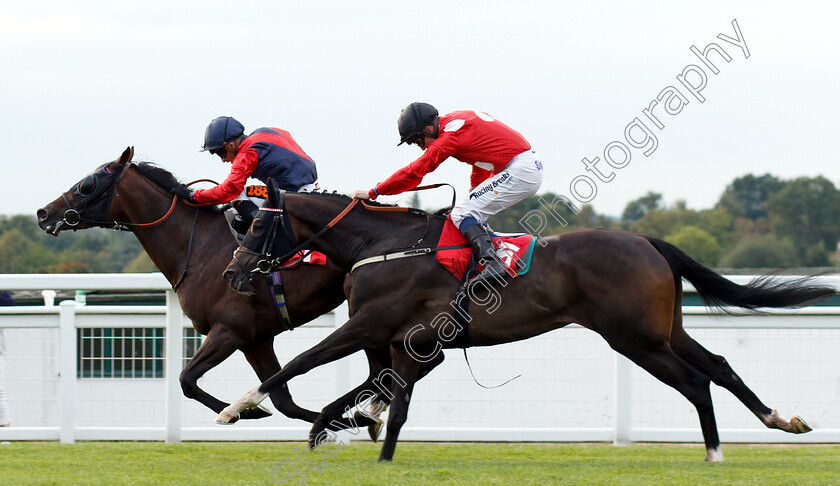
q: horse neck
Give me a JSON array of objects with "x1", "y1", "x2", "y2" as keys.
[
  {"x1": 115, "y1": 171, "x2": 233, "y2": 283},
  {"x1": 286, "y1": 194, "x2": 440, "y2": 269}
]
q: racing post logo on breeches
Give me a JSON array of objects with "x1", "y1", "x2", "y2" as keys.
[{"x1": 469, "y1": 172, "x2": 511, "y2": 200}]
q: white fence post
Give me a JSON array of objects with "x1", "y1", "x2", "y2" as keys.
[
  {"x1": 165, "y1": 290, "x2": 183, "y2": 443},
  {"x1": 59, "y1": 300, "x2": 77, "y2": 444},
  {"x1": 613, "y1": 353, "x2": 632, "y2": 446}
]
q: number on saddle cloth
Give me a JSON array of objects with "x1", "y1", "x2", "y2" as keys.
[
  {"x1": 436, "y1": 220, "x2": 538, "y2": 281},
  {"x1": 490, "y1": 233, "x2": 537, "y2": 276}
]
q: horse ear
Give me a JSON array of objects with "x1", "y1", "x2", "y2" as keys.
[
  {"x1": 117, "y1": 146, "x2": 134, "y2": 165},
  {"x1": 267, "y1": 178, "x2": 280, "y2": 207}
]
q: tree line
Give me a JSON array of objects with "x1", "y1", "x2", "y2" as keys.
[
  {"x1": 488, "y1": 173, "x2": 840, "y2": 270},
  {"x1": 2, "y1": 173, "x2": 838, "y2": 273},
  {"x1": 0, "y1": 215, "x2": 155, "y2": 273}
]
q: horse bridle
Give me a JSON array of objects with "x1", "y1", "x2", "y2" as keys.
[
  {"x1": 58, "y1": 162, "x2": 211, "y2": 232},
  {"x1": 230, "y1": 190, "x2": 349, "y2": 277}
]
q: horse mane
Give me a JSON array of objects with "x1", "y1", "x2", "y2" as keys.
[
  {"x1": 134, "y1": 162, "x2": 180, "y2": 191},
  {"x1": 132, "y1": 162, "x2": 225, "y2": 215},
  {"x1": 302, "y1": 190, "x2": 397, "y2": 208}
]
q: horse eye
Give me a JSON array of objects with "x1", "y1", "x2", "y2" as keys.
[
  {"x1": 78, "y1": 176, "x2": 97, "y2": 195},
  {"x1": 250, "y1": 219, "x2": 265, "y2": 237}
]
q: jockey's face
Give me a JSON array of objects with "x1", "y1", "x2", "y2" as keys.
[
  {"x1": 220, "y1": 139, "x2": 239, "y2": 162},
  {"x1": 414, "y1": 125, "x2": 436, "y2": 150}
]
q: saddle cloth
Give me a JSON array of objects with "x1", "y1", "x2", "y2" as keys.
[
  {"x1": 436, "y1": 217, "x2": 536, "y2": 280},
  {"x1": 282, "y1": 250, "x2": 327, "y2": 266}
]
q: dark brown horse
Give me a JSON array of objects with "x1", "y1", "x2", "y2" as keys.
[
  {"x1": 35, "y1": 147, "x2": 356, "y2": 425},
  {"x1": 219, "y1": 180, "x2": 836, "y2": 462}
]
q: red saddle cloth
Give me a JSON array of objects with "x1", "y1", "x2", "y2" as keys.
[
  {"x1": 283, "y1": 250, "x2": 327, "y2": 266},
  {"x1": 436, "y1": 217, "x2": 534, "y2": 280}
]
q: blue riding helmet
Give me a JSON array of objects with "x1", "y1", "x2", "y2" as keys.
[{"x1": 201, "y1": 116, "x2": 245, "y2": 152}]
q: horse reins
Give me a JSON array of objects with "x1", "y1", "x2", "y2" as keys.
[
  {"x1": 237, "y1": 184, "x2": 459, "y2": 275},
  {"x1": 233, "y1": 198, "x2": 362, "y2": 275},
  {"x1": 238, "y1": 196, "x2": 430, "y2": 275}
]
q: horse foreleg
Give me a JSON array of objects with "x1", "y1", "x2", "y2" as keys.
[
  {"x1": 307, "y1": 378, "x2": 384, "y2": 449},
  {"x1": 217, "y1": 386, "x2": 270, "y2": 425},
  {"x1": 365, "y1": 345, "x2": 446, "y2": 445},
  {"x1": 378, "y1": 345, "x2": 438, "y2": 462},
  {"x1": 181, "y1": 325, "x2": 271, "y2": 421},
  {"x1": 216, "y1": 312, "x2": 376, "y2": 425},
  {"x1": 364, "y1": 398, "x2": 388, "y2": 442},
  {"x1": 243, "y1": 338, "x2": 320, "y2": 423},
  {"x1": 308, "y1": 348, "x2": 391, "y2": 446}
]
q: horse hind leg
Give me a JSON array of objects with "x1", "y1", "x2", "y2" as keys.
[
  {"x1": 670, "y1": 327, "x2": 812, "y2": 434},
  {"x1": 612, "y1": 336, "x2": 723, "y2": 462},
  {"x1": 762, "y1": 410, "x2": 812, "y2": 433}
]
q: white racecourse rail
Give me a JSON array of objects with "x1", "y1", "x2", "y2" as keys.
[{"x1": 0, "y1": 273, "x2": 839, "y2": 445}]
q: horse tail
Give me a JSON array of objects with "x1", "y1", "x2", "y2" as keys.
[{"x1": 643, "y1": 235, "x2": 836, "y2": 312}]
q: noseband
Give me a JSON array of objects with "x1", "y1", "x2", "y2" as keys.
[{"x1": 231, "y1": 206, "x2": 293, "y2": 277}]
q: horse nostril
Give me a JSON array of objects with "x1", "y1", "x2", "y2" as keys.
[
  {"x1": 223, "y1": 270, "x2": 235, "y2": 282},
  {"x1": 37, "y1": 208, "x2": 48, "y2": 222}
]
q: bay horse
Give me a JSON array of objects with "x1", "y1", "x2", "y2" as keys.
[
  {"x1": 35, "y1": 147, "x2": 372, "y2": 428},
  {"x1": 219, "y1": 179, "x2": 836, "y2": 462}
]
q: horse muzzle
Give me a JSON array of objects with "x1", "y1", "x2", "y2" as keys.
[
  {"x1": 223, "y1": 265, "x2": 257, "y2": 295},
  {"x1": 37, "y1": 207, "x2": 65, "y2": 236}
]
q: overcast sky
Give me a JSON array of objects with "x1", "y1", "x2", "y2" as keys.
[{"x1": 4, "y1": 1, "x2": 838, "y2": 218}]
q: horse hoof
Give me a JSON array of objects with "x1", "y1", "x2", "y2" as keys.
[
  {"x1": 704, "y1": 446, "x2": 724, "y2": 462},
  {"x1": 368, "y1": 418, "x2": 384, "y2": 442},
  {"x1": 239, "y1": 405, "x2": 273, "y2": 420},
  {"x1": 791, "y1": 415, "x2": 812, "y2": 434},
  {"x1": 215, "y1": 410, "x2": 239, "y2": 425}
]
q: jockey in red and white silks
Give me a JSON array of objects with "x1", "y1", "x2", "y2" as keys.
[{"x1": 353, "y1": 103, "x2": 544, "y2": 283}]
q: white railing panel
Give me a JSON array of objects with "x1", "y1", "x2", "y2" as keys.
[{"x1": 0, "y1": 273, "x2": 838, "y2": 443}]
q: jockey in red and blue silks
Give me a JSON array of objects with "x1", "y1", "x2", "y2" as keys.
[
  {"x1": 172, "y1": 116, "x2": 319, "y2": 230},
  {"x1": 173, "y1": 116, "x2": 319, "y2": 206}
]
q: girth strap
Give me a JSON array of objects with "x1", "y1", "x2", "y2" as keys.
[{"x1": 350, "y1": 244, "x2": 470, "y2": 273}]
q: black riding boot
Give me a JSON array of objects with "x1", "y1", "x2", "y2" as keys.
[{"x1": 464, "y1": 225, "x2": 508, "y2": 284}]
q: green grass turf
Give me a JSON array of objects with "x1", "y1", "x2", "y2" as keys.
[{"x1": 1, "y1": 442, "x2": 838, "y2": 485}]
